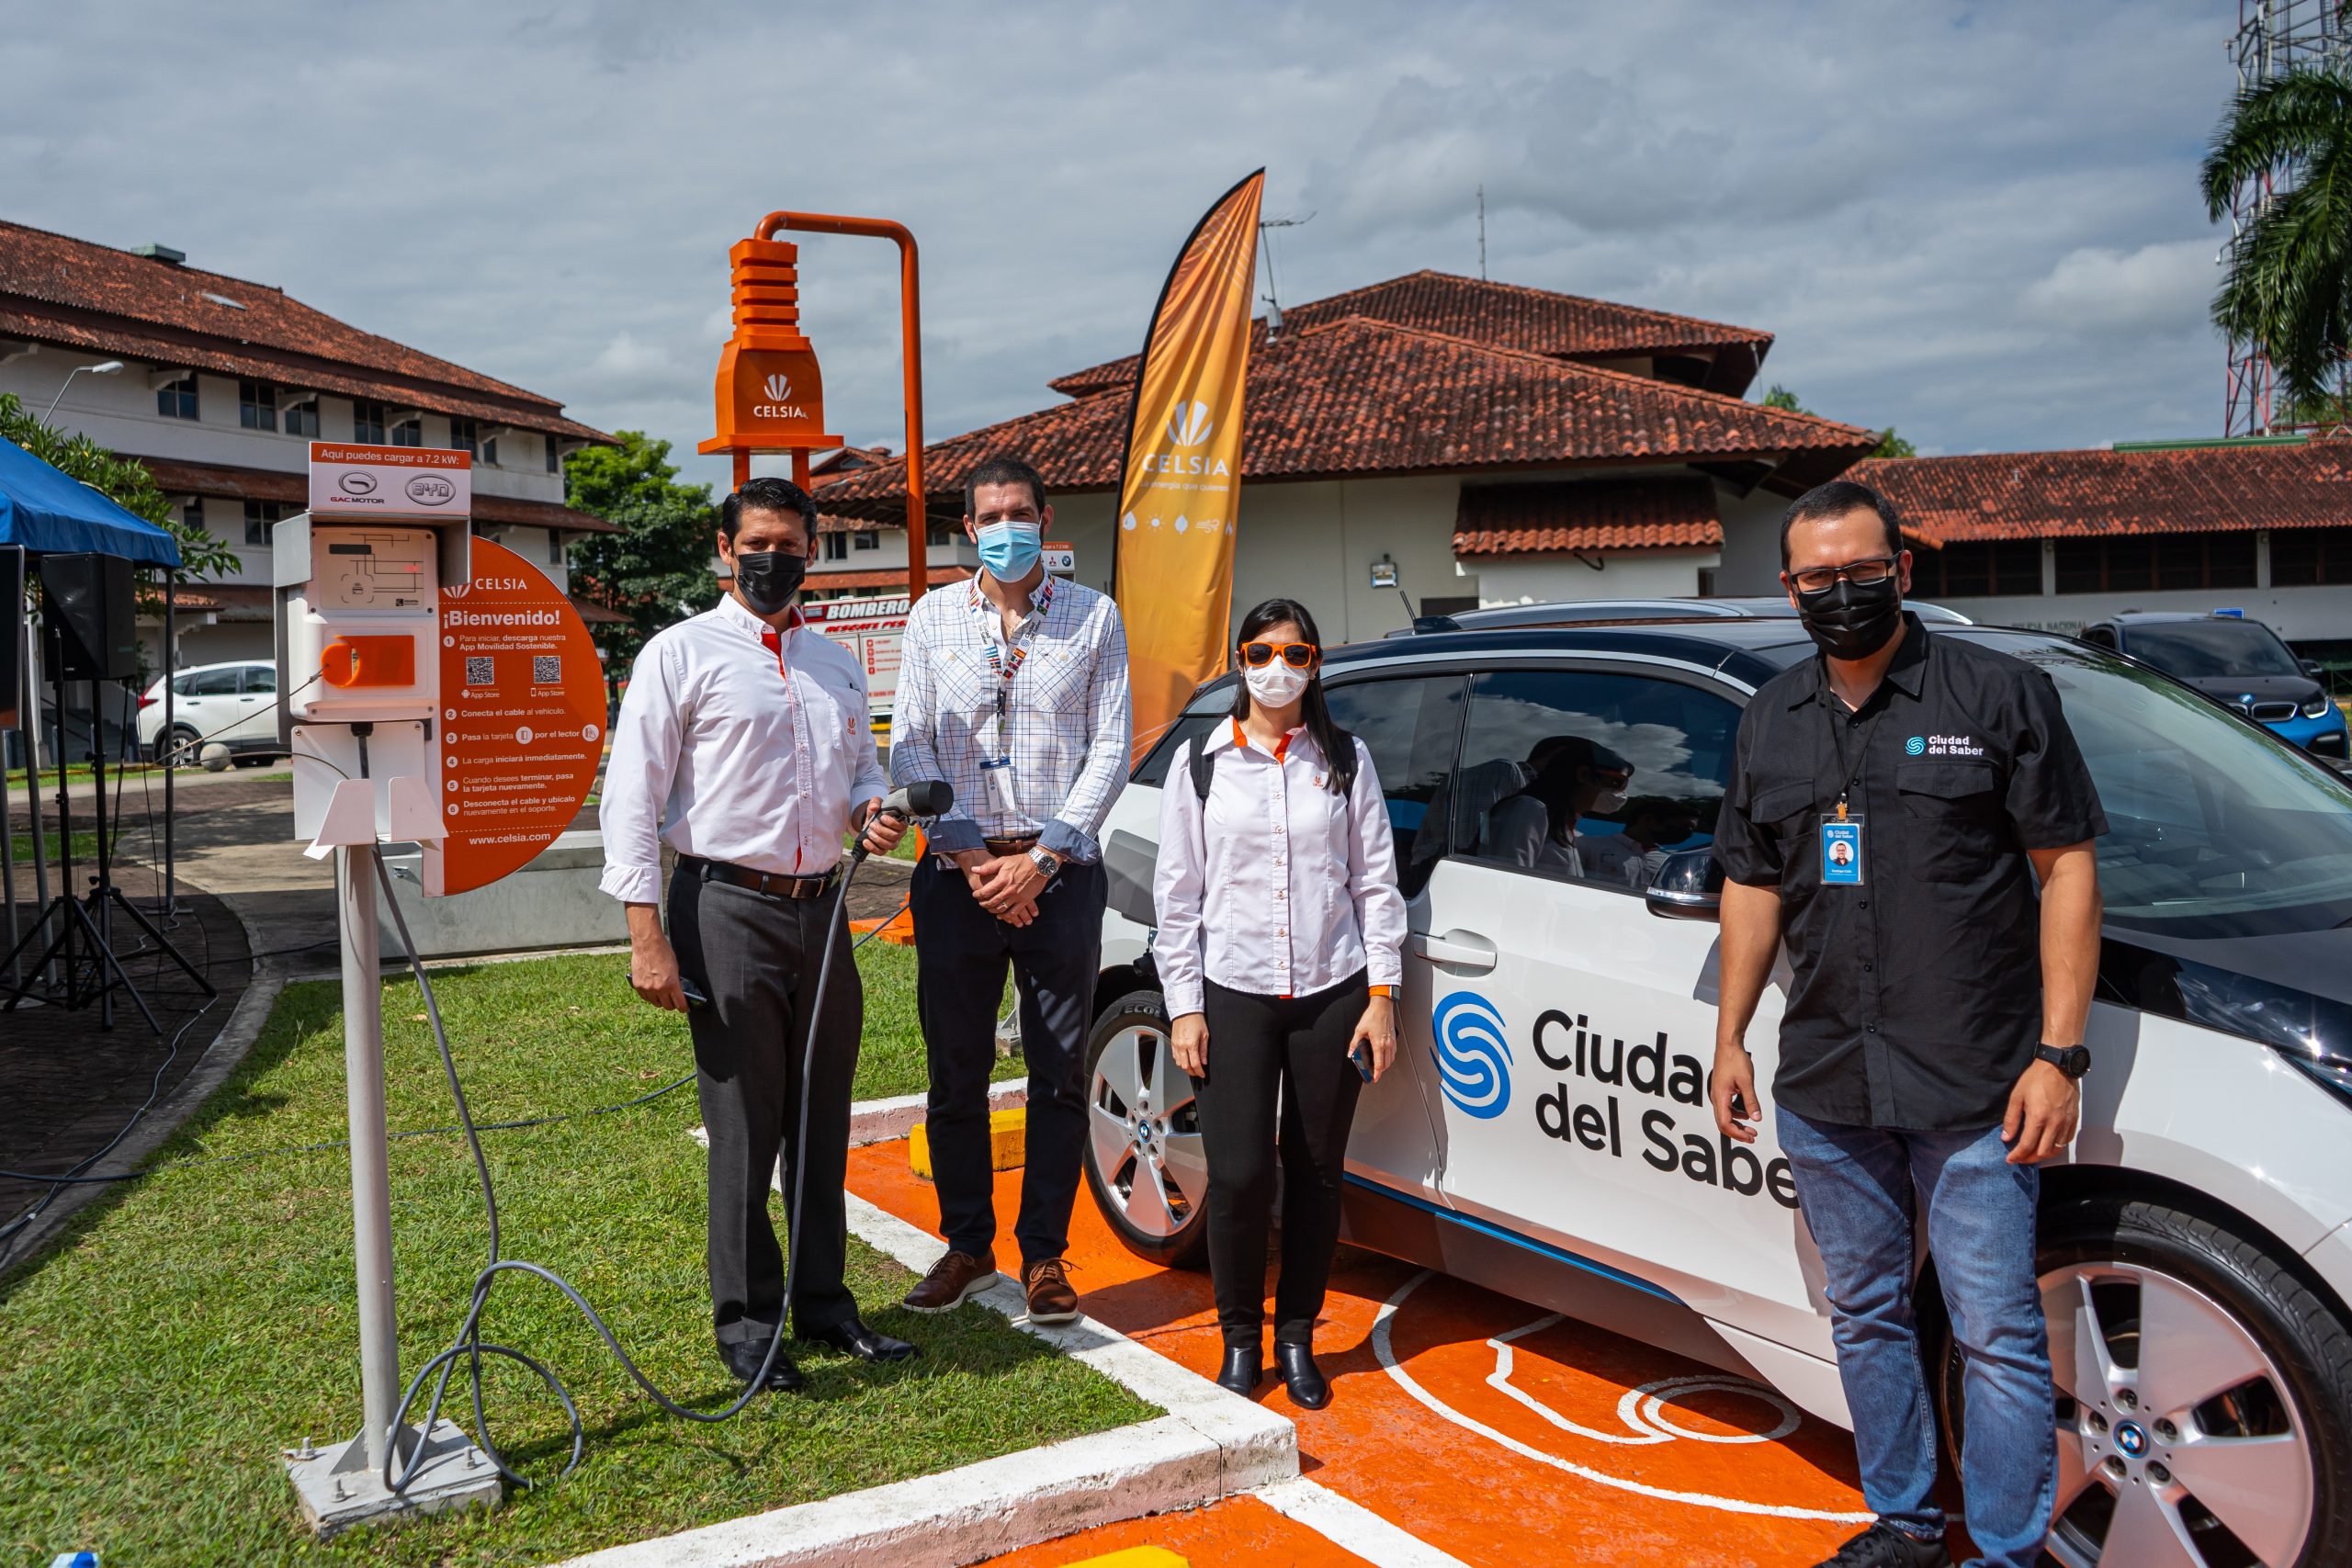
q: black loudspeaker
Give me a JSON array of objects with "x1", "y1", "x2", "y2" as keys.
[
  {"x1": 0, "y1": 547, "x2": 21, "y2": 727},
  {"x1": 40, "y1": 553, "x2": 137, "y2": 680}
]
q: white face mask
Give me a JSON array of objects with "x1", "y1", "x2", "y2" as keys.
[
  {"x1": 1591, "y1": 787, "x2": 1629, "y2": 816},
  {"x1": 1244, "y1": 660, "x2": 1312, "y2": 707}
]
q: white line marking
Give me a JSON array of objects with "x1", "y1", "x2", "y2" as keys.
[
  {"x1": 1375, "y1": 1270, "x2": 1874, "y2": 1524},
  {"x1": 1252, "y1": 1477, "x2": 1474, "y2": 1568}
]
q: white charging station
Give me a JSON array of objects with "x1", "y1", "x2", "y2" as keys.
[{"x1": 273, "y1": 445, "x2": 500, "y2": 1535}]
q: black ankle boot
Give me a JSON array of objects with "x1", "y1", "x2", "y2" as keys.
[
  {"x1": 1273, "y1": 1341, "x2": 1329, "y2": 1409},
  {"x1": 1216, "y1": 1345, "x2": 1261, "y2": 1396}
]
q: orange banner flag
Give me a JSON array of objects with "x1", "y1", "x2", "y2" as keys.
[{"x1": 1112, "y1": 170, "x2": 1265, "y2": 756}]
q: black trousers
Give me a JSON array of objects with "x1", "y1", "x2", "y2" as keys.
[
  {"x1": 1193, "y1": 971, "x2": 1367, "y2": 1350},
  {"x1": 668, "y1": 869, "x2": 862, "y2": 1346},
  {"x1": 910, "y1": 856, "x2": 1104, "y2": 1267}
]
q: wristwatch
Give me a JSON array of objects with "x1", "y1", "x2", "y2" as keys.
[
  {"x1": 1028, "y1": 846, "x2": 1063, "y2": 880},
  {"x1": 2035, "y1": 1043, "x2": 2092, "y2": 1080}
]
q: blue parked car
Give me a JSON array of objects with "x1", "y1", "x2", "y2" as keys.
[{"x1": 2079, "y1": 611, "x2": 2349, "y2": 759}]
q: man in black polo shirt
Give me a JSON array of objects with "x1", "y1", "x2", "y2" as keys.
[{"x1": 1711, "y1": 479, "x2": 2104, "y2": 1568}]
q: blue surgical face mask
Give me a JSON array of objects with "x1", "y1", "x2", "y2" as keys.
[{"x1": 976, "y1": 521, "x2": 1042, "y2": 581}]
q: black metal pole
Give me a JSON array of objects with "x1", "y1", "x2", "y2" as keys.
[{"x1": 163, "y1": 572, "x2": 175, "y2": 916}]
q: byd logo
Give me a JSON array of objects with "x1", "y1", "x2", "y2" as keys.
[{"x1": 1432, "y1": 992, "x2": 1511, "y2": 1119}]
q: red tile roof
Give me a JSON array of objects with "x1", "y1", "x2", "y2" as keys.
[
  {"x1": 1851, "y1": 440, "x2": 2352, "y2": 546},
  {"x1": 136, "y1": 455, "x2": 619, "y2": 533},
  {"x1": 1047, "y1": 271, "x2": 1773, "y2": 400},
  {"x1": 820, "y1": 316, "x2": 1872, "y2": 525},
  {"x1": 0, "y1": 220, "x2": 611, "y2": 443},
  {"x1": 1453, "y1": 478, "x2": 1724, "y2": 556}
]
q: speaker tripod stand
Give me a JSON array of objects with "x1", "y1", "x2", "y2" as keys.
[{"x1": 1, "y1": 661, "x2": 212, "y2": 1031}]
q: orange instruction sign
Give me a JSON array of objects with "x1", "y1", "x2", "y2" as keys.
[{"x1": 422, "y1": 539, "x2": 604, "y2": 896}]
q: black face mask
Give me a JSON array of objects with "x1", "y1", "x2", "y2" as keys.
[
  {"x1": 1794, "y1": 573, "x2": 1904, "y2": 660},
  {"x1": 733, "y1": 549, "x2": 807, "y2": 616}
]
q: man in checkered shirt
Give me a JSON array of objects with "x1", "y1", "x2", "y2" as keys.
[{"x1": 890, "y1": 453, "x2": 1130, "y2": 1326}]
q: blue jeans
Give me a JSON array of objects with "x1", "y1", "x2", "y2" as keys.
[{"x1": 1777, "y1": 1107, "x2": 2054, "y2": 1568}]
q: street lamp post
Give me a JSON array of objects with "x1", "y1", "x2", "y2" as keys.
[{"x1": 40, "y1": 360, "x2": 126, "y2": 424}]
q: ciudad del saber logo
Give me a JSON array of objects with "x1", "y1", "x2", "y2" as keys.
[{"x1": 1434, "y1": 990, "x2": 1799, "y2": 1210}]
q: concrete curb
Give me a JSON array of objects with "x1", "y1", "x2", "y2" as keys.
[
  {"x1": 848, "y1": 1078, "x2": 1025, "y2": 1147},
  {"x1": 599, "y1": 1132, "x2": 1299, "y2": 1568}
]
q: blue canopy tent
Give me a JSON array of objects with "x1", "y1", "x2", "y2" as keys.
[{"x1": 0, "y1": 434, "x2": 182, "y2": 566}]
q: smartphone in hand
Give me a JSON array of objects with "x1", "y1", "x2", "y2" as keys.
[{"x1": 1350, "y1": 1042, "x2": 1374, "y2": 1083}]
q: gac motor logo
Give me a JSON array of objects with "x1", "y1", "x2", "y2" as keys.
[
  {"x1": 1432, "y1": 992, "x2": 1512, "y2": 1119},
  {"x1": 337, "y1": 472, "x2": 379, "y2": 496},
  {"x1": 405, "y1": 475, "x2": 458, "y2": 506},
  {"x1": 752, "y1": 372, "x2": 809, "y2": 421}
]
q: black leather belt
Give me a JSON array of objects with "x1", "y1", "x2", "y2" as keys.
[
  {"x1": 982, "y1": 836, "x2": 1041, "y2": 855},
  {"x1": 681, "y1": 855, "x2": 841, "y2": 900}
]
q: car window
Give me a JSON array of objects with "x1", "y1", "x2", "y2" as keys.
[
  {"x1": 1131, "y1": 706, "x2": 1226, "y2": 787},
  {"x1": 2036, "y1": 646, "x2": 2352, "y2": 936},
  {"x1": 1321, "y1": 674, "x2": 1466, "y2": 897},
  {"x1": 2081, "y1": 626, "x2": 2117, "y2": 649},
  {"x1": 2124, "y1": 620, "x2": 2300, "y2": 679},
  {"x1": 243, "y1": 665, "x2": 277, "y2": 694},
  {"x1": 1449, "y1": 668, "x2": 1738, "y2": 893},
  {"x1": 187, "y1": 668, "x2": 242, "y2": 696}
]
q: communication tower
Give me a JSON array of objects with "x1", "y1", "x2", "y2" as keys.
[{"x1": 2222, "y1": 0, "x2": 2352, "y2": 435}]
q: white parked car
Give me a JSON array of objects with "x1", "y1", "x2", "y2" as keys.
[
  {"x1": 1084, "y1": 604, "x2": 2352, "y2": 1568},
  {"x1": 135, "y1": 660, "x2": 284, "y2": 762}
]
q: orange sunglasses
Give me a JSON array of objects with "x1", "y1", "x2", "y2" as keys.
[{"x1": 1240, "y1": 641, "x2": 1320, "y2": 670}]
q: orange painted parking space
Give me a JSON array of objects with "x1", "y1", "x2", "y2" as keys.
[
  {"x1": 976, "y1": 1494, "x2": 1374, "y2": 1566},
  {"x1": 850, "y1": 1141, "x2": 1876, "y2": 1567}
]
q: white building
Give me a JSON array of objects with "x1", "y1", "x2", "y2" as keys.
[
  {"x1": 817, "y1": 272, "x2": 1880, "y2": 643},
  {"x1": 0, "y1": 220, "x2": 617, "y2": 670}
]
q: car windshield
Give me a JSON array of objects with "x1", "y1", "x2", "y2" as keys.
[
  {"x1": 2030, "y1": 644, "x2": 2352, "y2": 936},
  {"x1": 2123, "y1": 620, "x2": 2300, "y2": 680}
]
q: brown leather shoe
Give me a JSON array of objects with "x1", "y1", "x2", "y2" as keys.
[
  {"x1": 901, "y1": 1248, "x2": 997, "y2": 1314},
  {"x1": 1023, "y1": 1258, "x2": 1080, "y2": 1325}
]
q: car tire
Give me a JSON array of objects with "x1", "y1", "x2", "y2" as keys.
[
  {"x1": 1081, "y1": 988, "x2": 1210, "y2": 1270},
  {"x1": 1932, "y1": 1195, "x2": 2352, "y2": 1568},
  {"x1": 164, "y1": 724, "x2": 199, "y2": 764}
]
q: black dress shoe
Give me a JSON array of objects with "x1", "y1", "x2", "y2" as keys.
[
  {"x1": 1216, "y1": 1346, "x2": 1261, "y2": 1396},
  {"x1": 719, "y1": 1337, "x2": 805, "y2": 1392},
  {"x1": 798, "y1": 1315, "x2": 920, "y2": 1363},
  {"x1": 1274, "y1": 1341, "x2": 1330, "y2": 1409}
]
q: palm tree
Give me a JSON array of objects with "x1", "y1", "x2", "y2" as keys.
[{"x1": 2202, "y1": 67, "x2": 2352, "y2": 412}]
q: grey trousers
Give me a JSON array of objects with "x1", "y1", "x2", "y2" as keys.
[{"x1": 667, "y1": 868, "x2": 862, "y2": 1346}]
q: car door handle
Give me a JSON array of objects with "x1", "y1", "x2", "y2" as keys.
[{"x1": 1410, "y1": 929, "x2": 1499, "y2": 974}]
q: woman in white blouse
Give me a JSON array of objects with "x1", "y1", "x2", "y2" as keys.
[{"x1": 1153, "y1": 598, "x2": 1408, "y2": 1409}]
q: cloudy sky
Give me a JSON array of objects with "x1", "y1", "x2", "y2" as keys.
[{"x1": 1, "y1": 1, "x2": 2241, "y2": 488}]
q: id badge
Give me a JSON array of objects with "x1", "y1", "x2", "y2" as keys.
[
  {"x1": 1820, "y1": 816, "x2": 1865, "y2": 886},
  {"x1": 980, "y1": 757, "x2": 1018, "y2": 815}
]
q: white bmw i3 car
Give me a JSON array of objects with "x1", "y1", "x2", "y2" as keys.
[{"x1": 1081, "y1": 604, "x2": 2352, "y2": 1568}]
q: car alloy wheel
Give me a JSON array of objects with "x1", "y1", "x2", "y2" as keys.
[
  {"x1": 2042, "y1": 1259, "x2": 2310, "y2": 1568},
  {"x1": 1080, "y1": 989, "x2": 1210, "y2": 1267}
]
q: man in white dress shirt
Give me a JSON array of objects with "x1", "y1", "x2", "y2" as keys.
[{"x1": 601, "y1": 476, "x2": 916, "y2": 1392}]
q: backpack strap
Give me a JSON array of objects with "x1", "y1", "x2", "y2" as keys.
[
  {"x1": 1190, "y1": 733, "x2": 1217, "y2": 804},
  {"x1": 1328, "y1": 729, "x2": 1360, "y2": 800}
]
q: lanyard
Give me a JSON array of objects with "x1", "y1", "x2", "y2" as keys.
[
  {"x1": 980, "y1": 577, "x2": 1054, "y2": 750},
  {"x1": 1822, "y1": 690, "x2": 1885, "y2": 822}
]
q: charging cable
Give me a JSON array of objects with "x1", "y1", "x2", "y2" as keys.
[{"x1": 376, "y1": 804, "x2": 930, "y2": 1491}]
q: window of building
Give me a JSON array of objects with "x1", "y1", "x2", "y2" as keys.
[
  {"x1": 927, "y1": 521, "x2": 954, "y2": 547},
  {"x1": 243, "y1": 500, "x2": 287, "y2": 547},
  {"x1": 1445, "y1": 667, "x2": 1735, "y2": 893},
  {"x1": 181, "y1": 497, "x2": 205, "y2": 535},
  {"x1": 238, "y1": 379, "x2": 278, "y2": 432},
  {"x1": 2054, "y1": 532, "x2": 2256, "y2": 594},
  {"x1": 448, "y1": 417, "x2": 479, "y2": 457},
  {"x1": 481, "y1": 434, "x2": 500, "y2": 467},
  {"x1": 155, "y1": 373, "x2": 198, "y2": 421},
  {"x1": 1911, "y1": 538, "x2": 2042, "y2": 598},
  {"x1": 283, "y1": 397, "x2": 320, "y2": 438},
  {"x1": 391, "y1": 418, "x2": 423, "y2": 447},
  {"x1": 822, "y1": 533, "x2": 848, "y2": 561},
  {"x1": 353, "y1": 400, "x2": 387, "y2": 444},
  {"x1": 547, "y1": 530, "x2": 565, "y2": 566},
  {"x1": 853, "y1": 530, "x2": 879, "y2": 551},
  {"x1": 546, "y1": 435, "x2": 562, "y2": 475},
  {"x1": 2269, "y1": 527, "x2": 2352, "y2": 586}
]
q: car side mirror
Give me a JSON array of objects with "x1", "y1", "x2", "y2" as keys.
[
  {"x1": 1645, "y1": 846, "x2": 1723, "y2": 920},
  {"x1": 2303, "y1": 659, "x2": 2324, "y2": 680}
]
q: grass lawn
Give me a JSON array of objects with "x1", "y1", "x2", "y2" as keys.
[
  {"x1": 0, "y1": 953, "x2": 1130, "y2": 1565},
  {"x1": 6, "y1": 831, "x2": 107, "y2": 863}
]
